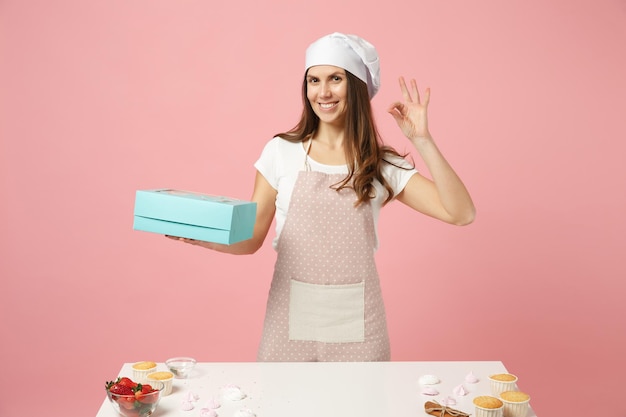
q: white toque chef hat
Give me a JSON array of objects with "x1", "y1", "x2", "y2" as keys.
[{"x1": 305, "y1": 32, "x2": 381, "y2": 99}]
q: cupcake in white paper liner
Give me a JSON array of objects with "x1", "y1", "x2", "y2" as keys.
[
  {"x1": 473, "y1": 395, "x2": 504, "y2": 417},
  {"x1": 488, "y1": 373, "x2": 518, "y2": 396},
  {"x1": 131, "y1": 361, "x2": 157, "y2": 384},
  {"x1": 146, "y1": 371, "x2": 174, "y2": 396},
  {"x1": 499, "y1": 390, "x2": 530, "y2": 417}
]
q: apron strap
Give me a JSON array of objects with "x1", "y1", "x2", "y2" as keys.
[{"x1": 303, "y1": 137, "x2": 313, "y2": 171}]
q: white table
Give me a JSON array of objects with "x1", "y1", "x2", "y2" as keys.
[{"x1": 95, "y1": 361, "x2": 537, "y2": 417}]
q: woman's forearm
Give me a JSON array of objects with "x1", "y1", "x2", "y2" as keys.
[{"x1": 411, "y1": 137, "x2": 476, "y2": 225}]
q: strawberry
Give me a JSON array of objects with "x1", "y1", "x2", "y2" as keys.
[
  {"x1": 105, "y1": 378, "x2": 120, "y2": 391},
  {"x1": 106, "y1": 376, "x2": 159, "y2": 413},
  {"x1": 118, "y1": 395, "x2": 137, "y2": 410},
  {"x1": 137, "y1": 383, "x2": 153, "y2": 393},
  {"x1": 135, "y1": 392, "x2": 158, "y2": 404},
  {"x1": 117, "y1": 377, "x2": 138, "y2": 389},
  {"x1": 135, "y1": 384, "x2": 158, "y2": 404},
  {"x1": 109, "y1": 383, "x2": 134, "y2": 396}
]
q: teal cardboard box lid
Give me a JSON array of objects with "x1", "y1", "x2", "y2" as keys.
[{"x1": 133, "y1": 189, "x2": 256, "y2": 245}]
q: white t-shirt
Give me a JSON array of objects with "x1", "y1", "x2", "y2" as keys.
[{"x1": 254, "y1": 136, "x2": 418, "y2": 250}]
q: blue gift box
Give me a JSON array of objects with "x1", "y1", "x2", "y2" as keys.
[{"x1": 133, "y1": 189, "x2": 257, "y2": 245}]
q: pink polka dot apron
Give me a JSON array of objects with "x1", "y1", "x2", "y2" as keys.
[{"x1": 257, "y1": 139, "x2": 390, "y2": 361}]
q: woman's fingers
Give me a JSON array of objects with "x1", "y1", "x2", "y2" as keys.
[
  {"x1": 422, "y1": 86, "x2": 431, "y2": 106},
  {"x1": 399, "y1": 77, "x2": 429, "y2": 106},
  {"x1": 399, "y1": 76, "x2": 412, "y2": 102},
  {"x1": 410, "y1": 79, "x2": 421, "y2": 103},
  {"x1": 165, "y1": 235, "x2": 198, "y2": 244},
  {"x1": 387, "y1": 102, "x2": 405, "y2": 119}
]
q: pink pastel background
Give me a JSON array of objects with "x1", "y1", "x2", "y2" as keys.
[{"x1": 1, "y1": 0, "x2": 625, "y2": 416}]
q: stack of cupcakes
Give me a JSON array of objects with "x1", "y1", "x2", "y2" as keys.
[
  {"x1": 480, "y1": 373, "x2": 530, "y2": 417},
  {"x1": 131, "y1": 361, "x2": 174, "y2": 396}
]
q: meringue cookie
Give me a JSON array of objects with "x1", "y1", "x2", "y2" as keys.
[
  {"x1": 453, "y1": 384, "x2": 469, "y2": 396},
  {"x1": 180, "y1": 400, "x2": 195, "y2": 411},
  {"x1": 222, "y1": 384, "x2": 247, "y2": 401},
  {"x1": 418, "y1": 374, "x2": 440, "y2": 385},
  {"x1": 200, "y1": 409, "x2": 218, "y2": 417},
  {"x1": 203, "y1": 398, "x2": 221, "y2": 409},
  {"x1": 234, "y1": 408, "x2": 257, "y2": 417},
  {"x1": 421, "y1": 386, "x2": 439, "y2": 396},
  {"x1": 185, "y1": 390, "x2": 200, "y2": 402},
  {"x1": 465, "y1": 371, "x2": 479, "y2": 383},
  {"x1": 441, "y1": 396, "x2": 457, "y2": 406}
]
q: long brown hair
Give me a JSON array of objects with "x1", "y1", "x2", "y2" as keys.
[{"x1": 276, "y1": 70, "x2": 411, "y2": 206}]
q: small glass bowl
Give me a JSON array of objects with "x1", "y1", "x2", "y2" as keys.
[
  {"x1": 107, "y1": 381, "x2": 164, "y2": 417},
  {"x1": 165, "y1": 357, "x2": 197, "y2": 379}
]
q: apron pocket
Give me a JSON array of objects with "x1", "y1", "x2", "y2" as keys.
[{"x1": 288, "y1": 279, "x2": 365, "y2": 343}]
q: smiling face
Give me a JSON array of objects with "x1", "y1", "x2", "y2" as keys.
[{"x1": 306, "y1": 65, "x2": 348, "y2": 128}]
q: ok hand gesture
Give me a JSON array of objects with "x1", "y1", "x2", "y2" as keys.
[{"x1": 387, "y1": 77, "x2": 432, "y2": 144}]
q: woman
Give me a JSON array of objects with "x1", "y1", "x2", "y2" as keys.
[{"x1": 172, "y1": 33, "x2": 475, "y2": 361}]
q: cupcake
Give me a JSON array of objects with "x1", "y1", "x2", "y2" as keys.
[
  {"x1": 500, "y1": 390, "x2": 531, "y2": 417},
  {"x1": 473, "y1": 396, "x2": 504, "y2": 417},
  {"x1": 132, "y1": 361, "x2": 157, "y2": 383},
  {"x1": 147, "y1": 371, "x2": 174, "y2": 396},
  {"x1": 488, "y1": 373, "x2": 518, "y2": 396}
]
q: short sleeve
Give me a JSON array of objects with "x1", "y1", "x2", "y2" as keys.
[
  {"x1": 380, "y1": 153, "x2": 418, "y2": 197},
  {"x1": 253, "y1": 137, "x2": 279, "y2": 190}
]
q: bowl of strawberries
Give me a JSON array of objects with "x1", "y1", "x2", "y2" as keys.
[{"x1": 105, "y1": 376, "x2": 164, "y2": 417}]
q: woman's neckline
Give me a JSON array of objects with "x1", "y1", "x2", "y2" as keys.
[{"x1": 302, "y1": 137, "x2": 347, "y2": 167}]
